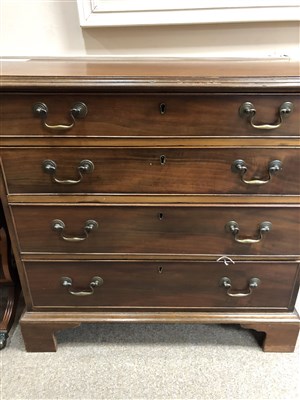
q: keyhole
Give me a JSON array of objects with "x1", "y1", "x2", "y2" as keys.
[
  {"x1": 160, "y1": 155, "x2": 166, "y2": 165},
  {"x1": 158, "y1": 266, "x2": 163, "y2": 274},
  {"x1": 158, "y1": 212, "x2": 164, "y2": 220},
  {"x1": 159, "y1": 103, "x2": 166, "y2": 115}
]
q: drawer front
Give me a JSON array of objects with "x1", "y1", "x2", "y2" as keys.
[
  {"x1": 24, "y1": 261, "x2": 299, "y2": 309},
  {"x1": 1, "y1": 94, "x2": 299, "y2": 137},
  {"x1": 12, "y1": 205, "x2": 300, "y2": 255},
  {"x1": 2, "y1": 148, "x2": 300, "y2": 195}
]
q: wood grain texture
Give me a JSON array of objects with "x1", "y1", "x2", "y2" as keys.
[
  {"x1": 1, "y1": 59, "x2": 299, "y2": 92},
  {"x1": 1, "y1": 59, "x2": 299, "y2": 78},
  {"x1": 241, "y1": 322, "x2": 300, "y2": 352},
  {"x1": 2, "y1": 147, "x2": 300, "y2": 195},
  {"x1": 1, "y1": 94, "x2": 299, "y2": 137},
  {"x1": 6, "y1": 194, "x2": 300, "y2": 205},
  {"x1": 1, "y1": 59, "x2": 299, "y2": 352},
  {"x1": 0, "y1": 204, "x2": 20, "y2": 348},
  {"x1": 11, "y1": 205, "x2": 300, "y2": 256},
  {"x1": 20, "y1": 320, "x2": 80, "y2": 352},
  {"x1": 0, "y1": 164, "x2": 33, "y2": 309},
  {"x1": 24, "y1": 260, "x2": 299, "y2": 310},
  {"x1": 19, "y1": 308, "x2": 300, "y2": 352}
]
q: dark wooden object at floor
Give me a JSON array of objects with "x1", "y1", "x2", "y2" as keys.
[
  {"x1": 0, "y1": 59, "x2": 299, "y2": 352},
  {"x1": 0, "y1": 202, "x2": 19, "y2": 349}
]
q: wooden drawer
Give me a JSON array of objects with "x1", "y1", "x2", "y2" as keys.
[
  {"x1": 12, "y1": 205, "x2": 300, "y2": 256},
  {"x1": 2, "y1": 147, "x2": 300, "y2": 195},
  {"x1": 24, "y1": 260, "x2": 299, "y2": 310},
  {"x1": 1, "y1": 94, "x2": 299, "y2": 137}
]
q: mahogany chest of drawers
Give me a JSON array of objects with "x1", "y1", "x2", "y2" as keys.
[{"x1": 0, "y1": 59, "x2": 299, "y2": 352}]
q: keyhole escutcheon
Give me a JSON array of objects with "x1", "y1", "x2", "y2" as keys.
[
  {"x1": 160, "y1": 155, "x2": 167, "y2": 165},
  {"x1": 159, "y1": 103, "x2": 167, "y2": 115}
]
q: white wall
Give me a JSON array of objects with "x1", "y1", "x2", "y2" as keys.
[{"x1": 1, "y1": 0, "x2": 299, "y2": 59}]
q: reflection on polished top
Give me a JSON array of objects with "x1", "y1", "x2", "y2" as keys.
[{"x1": 1, "y1": 58, "x2": 299, "y2": 91}]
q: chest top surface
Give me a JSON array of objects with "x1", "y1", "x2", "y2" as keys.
[{"x1": 1, "y1": 58, "x2": 299, "y2": 92}]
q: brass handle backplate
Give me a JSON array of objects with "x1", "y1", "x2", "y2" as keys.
[
  {"x1": 52, "y1": 219, "x2": 98, "y2": 242},
  {"x1": 239, "y1": 101, "x2": 293, "y2": 130},
  {"x1": 42, "y1": 159, "x2": 94, "y2": 185},
  {"x1": 225, "y1": 221, "x2": 272, "y2": 244},
  {"x1": 61, "y1": 276, "x2": 103, "y2": 296},
  {"x1": 33, "y1": 102, "x2": 88, "y2": 131},
  {"x1": 220, "y1": 277, "x2": 261, "y2": 297},
  {"x1": 232, "y1": 159, "x2": 282, "y2": 185}
]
